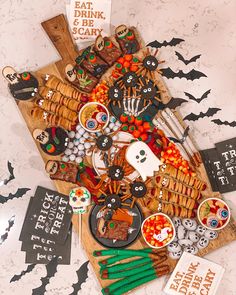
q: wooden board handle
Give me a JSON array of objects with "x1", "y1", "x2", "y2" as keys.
[{"x1": 41, "y1": 14, "x2": 78, "y2": 62}]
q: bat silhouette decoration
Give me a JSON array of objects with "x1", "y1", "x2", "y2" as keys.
[
  {"x1": 168, "y1": 126, "x2": 190, "y2": 144},
  {"x1": 211, "y1": 119, "x2": 236, "y2": 128},
  {"x1": 147, "y1": 38, "x2": 185, "y2": 49},
  {"x1": 184, "y1": 89, "x2": 211, "y2": 103},
  {"x1": 184, "y1": 108, "x2": 221, "y2": 121},
  {"x1": 0, "y1": 188, "x2": 30, "y2": 204},
  {"x1": 161, "y1": 68, "x2": 207, "y2": 80},
  {"x1": 0, "y1": 161, "x2": 15, "y2": 186},
  {"x1": 10, "y1": 264, "x2": 36, "y2": 283},
  {"x1": 0, "y1": 215, "x2": 15, "y2": 245},
  {"x1": 32, "y1": 257, "x2": 58, "y2": 295},
  {"x1": 69, "y1": 261, "x2": 89, "y2": 295},
  {"x1": 163, "y1": 97, "x2": 188, "y2": 110},
  {"x1": 175, "y1": 51, "x2": 201, "y2": 65}
]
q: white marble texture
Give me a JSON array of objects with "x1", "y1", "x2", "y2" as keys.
[{"x1": 0, "y1": 0, "x2": 236, "y2": 294}]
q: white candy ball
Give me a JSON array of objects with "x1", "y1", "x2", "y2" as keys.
[
  {"x1": 110, "y1": 116, "x2": 116, "y2": 123},
  {"x1": 78, "y1": 150, "x2": 85, "y2": 157},
  {"x1": 79, "y1": 137, "x2": 86, "y2": 144},
  {"x1": 83, "y1": 132, "x2": 89, "y2": 139},
  {"x1": 76, "y1": 124, "x2": 81, "y2": 131},
  {"x1": 84, "y1": 142, "x2": 91, "y2": 149},
  {"x1": 68, "y1": 142, "x2": 74, "y2": 149},
  {"x1": 79, "y1": 128, "x2": 85, "y2": 135},
  {"x1": 61, "y1": 155, "x2": 69, "y2": 162},
  {"x1": 115, "y1": 121, "x2": 121, "y2": 126},
  {"x1": 73, "y1": 139, "x2": 80, "y2": 146},
  {"x1": 75, "y1": 132, "x2": 81, "y2": 139},
  {"x1": 69, "y1": 131, "x2": 75, "y2": 138},
  {"x1": 105, "y1": 127, "x2": 110, "y2": 133},
  {"x1": 113, "y1": 126, "x2": 119, "y2": 131},
  {"x1": 73, "y1": 147, "x2": 78, "y2": 154},
  {"x1": 109, "y1": 122, "x2": 115, "y2": 129},
  {"x1": 75, "y1": 156, "x2": 83, "y2": 164},
  {"x1": 78, "y1": 144, "x2": 85, "y2": 151},
  {"x1": 69, "y1": 154, "x2": 76, "y2": 161},
  {"x1": 64, "y1": 149, "x2": 72, "y2": 156}
]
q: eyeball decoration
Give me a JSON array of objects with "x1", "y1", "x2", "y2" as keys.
[
  {"x1": 69, "y1": 187, "x2": 91, "y2": 214},
  {"x1": 79, "y1": 102, "x2": 109, "y2": 133},
  {"x1": 198, "y1": 197, "x2": 230, "y2": 230}
]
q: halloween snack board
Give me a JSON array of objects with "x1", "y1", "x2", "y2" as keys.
[{"x1": 3, "y1": 13, "x2": 236, "y2": 294}]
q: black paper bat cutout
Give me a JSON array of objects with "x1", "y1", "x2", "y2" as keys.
[
  {"x1": 1, "y1": 161, "x2": 15, "y2": 186},
  {"x1": 161, "y1": 68, "x2": 207, "y2": 80},
  {"x1": 175, "y1": 51, "x2": 201, "y2": 65},
  {"x1": 147, "y1": 38, "x2": 185, "y2": 49},
  {"x1": 168, "y1": 126, "x2": 190, "y2": 144},
  {"x1": 0, "y1": 188, "x2": 30, "y2": 204},
  {"x1": 184, "y1": 108, "x2": 221, "y2": 121},
  {"x1": 32, "y1": 257, "x2": 58, "y2": 295},
  {"x1": 0, "y1": 215, "x2": 15, "y2": 245},
  {"x1": 164, "y1": 97, "x2": 188, "y2": 109},
  {"x1": 10, "y1": 264, "x2": 36, "y2": 283},
  {"x1": 184, "y1": 89, "x2": 211, "y2": 103},
  {"x1": 212, "y1": 119, "x2": 236, "y2": 127},
  {"x1": 69, "y1": 261, "x2": 89, "y2": 295}
]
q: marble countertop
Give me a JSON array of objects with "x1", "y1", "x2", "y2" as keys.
[{"x1": 0, "y1": 0, "x2": 236, "y2": 294}]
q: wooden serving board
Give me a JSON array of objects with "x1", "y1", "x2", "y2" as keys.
[{"x1": 10, "y1": 14, "x2": 236, "y2": 292}]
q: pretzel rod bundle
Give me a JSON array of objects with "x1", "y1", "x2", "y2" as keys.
[
  {"x1": 152, "y1": 117, "x2": 190, "y2": 161},
  {"x1": 159, "y1": 164, "x2": 206, "y2": 191},
  {"x1": 36, "y1": 99, "x2": 78, "y2": 123},
  {"x1": 31, "y1": 107, "x2": 74, "y2": 130},
  {"x1": 45, "y1": 75, "x2": 81, "y2": 100},
  {"x1": 146, "y1": 195, "x2": 194, "y2": 218},
  {"x1": 151, "y1": 187, "x2": 198, "y2": 210},
  {"x1": 154, "y1": 174, "x2": 202, "y2": 200},
  {"x1": 39, "y1": 86, "x2": 81, "y2": 112}
]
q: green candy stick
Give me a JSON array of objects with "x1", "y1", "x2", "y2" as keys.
[
  {"x1": 94, "y1": 249, "x2": 152, "y2": 258},
  {"x1": 104, "y1": 257, "x2": 151, "y2": 273},
  {"x1": 102, "y1": 268, "x2": 157, "y2": 295},
  {"x1": 102, "y1": 261, "x2": 154, "y2": 279}
]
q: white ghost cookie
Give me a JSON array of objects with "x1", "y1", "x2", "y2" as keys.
[
  {"x1": 125, "y1": 141, "x2": 162, "y2": 181},
  {"x1": 197, "y1": 236, "x2": 209, "y2": 249},
  {"x1": 169, "y1": 250, "x2": 183, "y2": 260},
  {"x1": 183, "y1": 245, "x2": 198, "y2": 255},
  {"x1": 182, "y1": 218, "x2": 197, "y2": 231},
  {"x1": 204, "y1": 230, "x2": 218, "y2": 240},
  {"x1": 167, "y1": 242, "x2": 181, "y2": 253}
]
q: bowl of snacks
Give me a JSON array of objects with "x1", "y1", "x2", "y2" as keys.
[
  {"x1": 78, "y1": 102, "x2": 109, "y2": 132},
  {"x1": 197, "y1": 197, "x2": 230, "y2": 230},
  {"x1": 141, "y1": 213, "x2": 175, "y2": 248}
]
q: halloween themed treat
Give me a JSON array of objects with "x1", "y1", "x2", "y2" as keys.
[
  {"x1": 33, "y1": 127, "x2": 69, "y2": 156},
  {"x1": 78, "y1": 102, "x2": 109, "y2": 132},
  {"x1": 197, "y1": 198, "x2": 230, "y2": 230},
  {"x1": 69, "y1": 186, "x2": 91, "y2": 214},
  {"x1": 142, "y1": 213, "x2": 175, "y2": 248},
  {"x1": 115, "y1": 25, "x2": 140, "y2": 54},
  {"x1": 94, "y1": 35, "x2": 122, "y2": 66},
  {"x1": 2, "y1": 66, "x2": 38, "y2": 100},
  {"x1": 65, "y1": 64, "x2": 98, "y2": 93}
]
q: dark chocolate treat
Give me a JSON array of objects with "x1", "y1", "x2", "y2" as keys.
[
  {"x1": 94, "y1": 36, "x2": 122, "y2": 66},
  {"x1": 115, "y1": 26, "x2": 140, "y2": 54},
  {"x1": 33, "y1": 127, "x2": 68, "y2": 156},
  {"x1": 143, "y1": 55, "x2": 159, "y2": 71},
  {"x1": 123, "y1": 72, "x2": 138, "y2": 88},
  {"x1": 3, "y1": 67, "x2": 38, "y2": 100},
  {"x1": 80, "y1": 52, "x2": 109, "y2": 78},
  {"x1": 97, "y1": 219, "x2": 129, "y2": 241},
  {"x1": 130, "y1": 181, "x2": 147, "y2": 198},
  {"x1": 108, "y1": 165, "x2": 124, "y2": 181},
  {"x1": 105, "y1": 194, "x2": 121, "y2": 210},
  {"x1": 140, "y1": 82, "x2": 157, "y2": 100},
  {"x1": 108, "y1": 85, "x2": 123, "y2": 103},
  {"x1": 96, "y1": 134, "x2": 113, "y2": 151},
  {"x1": 65, "y1": 64, "x2": 98, "y2": 93}
]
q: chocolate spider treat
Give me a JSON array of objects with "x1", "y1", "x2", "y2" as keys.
[
  {"x1": 65, "y1": 64, "x2": 98, "y2": 93},
  {"x1": 3, "y1": 66, "x2": 38, "y2": 100},
  {"x1": 94, "y1": 35, "x2": 122, "y2": 66},
  {"x1": 115, "y1": 25, "x2": 140, "y2": 54},
  {"x1": 33, "y1": 127, "x2": 69, "y2": 156}
]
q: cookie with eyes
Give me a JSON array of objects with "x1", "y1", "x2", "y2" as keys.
[
  {"x1": 130, "y1": 181, "x2": 147, "y2": 198},
  {"x1": 108, "y1": 165, "x2": 125, "y2": 181},
  {"x1": 122, "y1": 72, "x2": 138, "y2": 88},
  {"x1": 96, "y1": 134, "x2": 113, "y2": 151},
  {"x1": 108, "y1": 85, "x2": 123, "y2": 103},
  {"x1": 104, "y1": 194, "x2": 121, "y2": 210},
  {"x1": 3, "y1": 66, "x2": 38, "y2": 100},
  {"x1": 140, "y1": 83, "x2": 157, "y2": 100},
  {"x1": 143, "y1": 55, "x2": 159, "y2": 71}
]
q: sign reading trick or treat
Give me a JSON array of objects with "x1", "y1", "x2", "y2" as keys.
[{"x1": 67, "y1": 0, "x2": 112, "y2": 45}]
